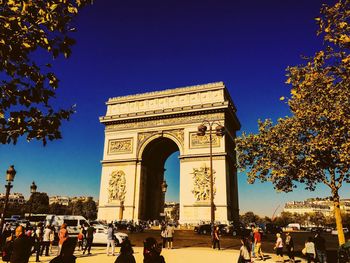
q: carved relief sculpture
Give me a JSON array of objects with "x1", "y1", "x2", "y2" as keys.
[
  {"x1": 108, "y1": 138, "x2": 133, "y2": 154},
  {"x1": 108, "y1": 170, "x2": 127, "y2": 202},
  {"x1": 191, "y1": 164, "x2": 216, "y2": 202},
  {"x1": 190, "y1": 132, "x2": 220, "y2": 148}
]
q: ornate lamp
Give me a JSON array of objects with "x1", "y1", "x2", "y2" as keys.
[
  {"x1": 161, "y1": 180, "x2": 168, "y2": 194},
  {"x1": 6, "y1": 165, "x2": 16, "y2": 182},
  {"x1": 30, "y1": 181, "x2": 37, "y2": 194},
  {"x1": 197, "y1": 124, "x2": 207, "y2": 136}
]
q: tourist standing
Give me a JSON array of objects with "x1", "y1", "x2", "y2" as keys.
[
  {"x1": 33, "y1": 224, "x2": 43, "y2": 262},
  {"x1": 274, "y1": 233, "x2": 283, "y2": 262},
  {"x1": 83, "y1": 225, "x2": 95, "y2": 255},
  {"x1": 10, "y1": 226, "x2": 31, "y2": 263},
  {"x1": 304, "y1": 237, "x2": 316, "y2": 263},
  {"x1": 143, "y1": 237, "x2": 165, "y2": 263},
  {"x1": 160, "y1": 225, "x2": 167, "y2": 249},
  {"x1": 212, "y1": 226, "x2": 220, "y2": 250},
  {"x1": 57, "y1": 224, "x2": 69, "y2": 256},
  {"x1": 77, "y1": 228, "x2": 83, "y2": 251},
  {"x1": 285, "y1": 232, "x2": 295, "y2": 262},
  {"x1": 166, "y1": 224, "x2": 174, "y2": 249},
  {"x1": 254, "y1": 228, "x2": 264, "y2": 261},
  {"x1": 238, "y1": 237, "x2": 251, "y2": 263},
  {"x1": 250, "y1": 226, "x2": 256, "y2": 258},
  {"x1": 106, "y1": 223, "x2": 115, "y2": 256},
  {"x1": 41, "y1": 225, "x2": 52, "y2": 256},
  {"x1": 49, "y1": 227, "x2": 55, "y2": 254},
  {"x1": 115, "y1": 238, "x2": 135, "y2": 263},
  {"x1": 314, "y1": 232, "x2": 327, "y2": 263}
]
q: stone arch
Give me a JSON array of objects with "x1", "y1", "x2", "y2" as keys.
[
  {"x1": 97, "y1": 82, "x2": 241, "y2": 223},
  {"x1": 137, "y1": 131, "x2": 184, "y2": 160}
]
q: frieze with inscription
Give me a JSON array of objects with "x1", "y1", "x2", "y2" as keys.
[{"x1": 106, "y1": 113, "x2": 224, "y2": 131}]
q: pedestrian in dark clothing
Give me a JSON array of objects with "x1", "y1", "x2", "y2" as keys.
[
  {"x1": 83, "y1": 225, "x2": 95, "y2": 255},
  {"x1": 160, "y1": 225, "x2": 167, "y2": 249},
  {"x1": 33, "y1": 224, "x2": 43, "y2": 262},
  {"x1": 314, "y1": 232, "x2": 327, "y2": 263},
  {"x1": 212, "y1": 226, "x2": 220, "y2": 250},
  {"x1": 115, "y1": 238, "x2": 136, "y2": 263},
  {"x1": 49, "y1": 238, "x2": 77, "y2": 263},
  {"x1": 143, "y1": 237, "x2": 165, "y2": 263},
  {"x1": 10, "y1": 226, "x2": 31, "y2": 263},
  {"x1": 285, "y1": 232, "x2": 295, "y2": 262},
  {"x1": 2, "y1": 224, "x2": 12, "y2": 249},
  {"x1": 2, "y1": 234, "x2": 14, "y2": 263}
]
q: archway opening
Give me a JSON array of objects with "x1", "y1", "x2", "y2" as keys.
[{"x1": 139, "y1": 137, "x2": 179, "y2": 221}]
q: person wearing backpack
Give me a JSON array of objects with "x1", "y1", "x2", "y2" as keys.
[{"x1": 338, "y1": 234, "x2": 350, "y2": 263}]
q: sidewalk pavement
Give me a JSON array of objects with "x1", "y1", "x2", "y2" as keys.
[{"x1": 28, "y1": 246, "x2": 304, "y2": 263}]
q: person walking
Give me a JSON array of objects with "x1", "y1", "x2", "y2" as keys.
[
  {"x1": 143, "y1": 237, "x2": 165, "y2": 263},
  {"x1": 114, "y1": 238, "x2": 135, "y2": 263},
  {"x1": 57, "y1": 224, "x2": 69, "y2": 256},
  {"x1": 238, "y1": 237, "x2": 251, "y2": 263},
  {"x1": 314, "y1": 232, "x2": 327, "y2": 263},
  {"x1": 254, "y1": 228, "x2": 265, "y2": 261},
  {"x1": 285, "y1": 232, "x2": 295, "y2": 262},
  {"x1": 83, "y1": 224, "x2": 95, "y2": 255},
  {"x1": 212, "y1": 226, "x2": 220, "y2": 250},
  {"x1": 10, "y1": 226, "x2": 31, "y2": 263},
  {"x1": 106, "y1": 223, "x2": 115, "y2": 256},
  {"x1": 41, "y1": 225, "x2": 52, "y2": 257},
  {"x1": 166, "y1": 224, "x2": 174, "y2": 249},
  {"x1": 274, "y1": 233, "x2": 283, "y2": 262},
  {"x1": 304, "y1": 237, "x2": 316, "y2": 263}
]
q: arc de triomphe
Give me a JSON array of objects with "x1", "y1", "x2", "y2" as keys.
[{"x1": 97, "y1": 82, "x2": 240, "y2": 224}]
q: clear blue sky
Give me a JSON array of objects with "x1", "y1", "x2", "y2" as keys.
[{"x1": 1, "y1": 0, "x2": 347, "y2": 217}]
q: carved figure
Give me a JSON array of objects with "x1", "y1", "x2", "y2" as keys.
[
  {"x1": 108, "y1": 170, "x2": 127, "y2": 202},
  {"x1": 191, "y1": 164, "x2": 216, "y2": 201}
]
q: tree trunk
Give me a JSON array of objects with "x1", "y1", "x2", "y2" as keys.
[{"x1": 332, "y1": 189, "x2": 345, "y2": 245}]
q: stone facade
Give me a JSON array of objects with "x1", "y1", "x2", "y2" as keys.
[{"x1": 98, "y1": 82, "x2": 240, "y2": 224}]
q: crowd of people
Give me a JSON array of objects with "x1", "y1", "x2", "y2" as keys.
[
  {"x1": 2, "y1": 220, "x2": 350, "y2": 263},
  {"x1": 0, "y1": 222, "x2": 168, "y2": 263},
  {"x1": 236, "y1": 225, "x2": 350, "y2": 263}
]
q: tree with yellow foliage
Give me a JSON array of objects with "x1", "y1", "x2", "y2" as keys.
[
  {"x1": 236, "y1": 0, "x2": 349, "y2": 245},
  {"x1": 0, "y1": 0, "x2": 91, "y2": 145}
]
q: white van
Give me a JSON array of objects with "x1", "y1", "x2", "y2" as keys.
[
  {"x1": 287, "y1": 223, "x2": 301, "y2": 230},
  {"x1": 46, "y1": 215, "x2": 89, "y2": 235}
]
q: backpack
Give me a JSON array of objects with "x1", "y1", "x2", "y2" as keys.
[{"x1": 338, "y1": 243, "x2": 350, "y2": 263}]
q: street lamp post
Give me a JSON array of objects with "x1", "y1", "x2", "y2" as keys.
[
  {"x1": 0, "y1": 165, "x2": 16, "y2": 232},
  {"x1": 29, "y1": 181, "x2": 37, "y2": 217},
  {"x1": 161, "y1": 180, "x2": 168, "y2": 220},
  {"x1": 197, "y1": 121, "x2": 225, "y2": 226}
]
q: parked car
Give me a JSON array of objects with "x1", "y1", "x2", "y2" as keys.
[
  {"x1": 92, "y1": 225, "x2": 128, "y2": 245},
  {"x1": 194, "y1": 224, "x2": 211, "y2": 235}
]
